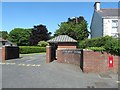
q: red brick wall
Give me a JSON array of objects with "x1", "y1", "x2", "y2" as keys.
[
  {"x1": 58, "y1": 42, "x2": 77, "y2": 49},
  {"x1": 0, "y1": 47, "x2": 6, "y2": 62},
  {"x1": 83, "y1": 50, "x2": 119, "y2": 73},
  {"x1": 57, "y1": 49, "x2": 63, "y2": 63},
  {"x1": 57, "y1": 49, "x2": 82, "y2": 66},
  {"x1": 57, "y1": 49, "x2": 119, "y2": 73}
]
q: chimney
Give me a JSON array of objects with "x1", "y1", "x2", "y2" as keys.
[{"x1": 94, "y1": 2, "x2": 100, "y2": 11}]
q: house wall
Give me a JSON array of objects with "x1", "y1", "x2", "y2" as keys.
[
  {"x1": 103, "y1": 18, "x2": 118, "y2": 37},
  {"x1": 91, "y1": 11, "x2": 103, "y2": 38}
]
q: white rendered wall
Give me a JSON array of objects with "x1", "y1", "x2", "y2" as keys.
[{"x1": 103, "y1": 18, "x2": 118, "y2": 37}]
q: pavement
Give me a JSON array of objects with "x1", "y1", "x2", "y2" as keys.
[{"x1": 1, "y1": 53, "x2": 119, "y2": 88}]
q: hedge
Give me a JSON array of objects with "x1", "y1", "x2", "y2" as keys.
[
  {"x1": 19, "y1": 46, "x2": 46, "y2": 54},
  {"x1": 78, "y1": 36, "x2": 113, "y2": 48},
  {"x1": 86, "y1": 47, "x2": 105, "y2": 52},
  {"x1": 78, "y1": 36, "x2": 120, "y2": 56}
]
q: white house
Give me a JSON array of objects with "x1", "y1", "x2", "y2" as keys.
[{"x1": 90, "y1": 2, "x2": 120, "y2": 38}]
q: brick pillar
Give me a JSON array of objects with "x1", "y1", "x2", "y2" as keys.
[
  {"x1": 2, "y1": 46, "x2": 6, "y2": 63},
  {"x1": 46, "y1": 46, "x2": 51, "y2": 63},
  {"x1": 57, "y1": 49, "x2": 63, "y2": 63}
]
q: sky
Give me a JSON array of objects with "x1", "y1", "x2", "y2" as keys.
[{"x1": 1, "y1": 2, "x2": 119, "y2": 35}]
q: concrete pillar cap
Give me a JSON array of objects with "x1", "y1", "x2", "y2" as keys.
[{"x1": 46, "y1": 46, "x2": 51, "y2": 47}]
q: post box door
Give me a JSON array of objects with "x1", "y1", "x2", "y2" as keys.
[{"x1": 108, "y1": 55, "x2": 113, "y2": 67}]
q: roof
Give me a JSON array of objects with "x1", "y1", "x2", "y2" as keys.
[
  {"x1": 97, "y1": 9, "x2": 120, "y2": 18},
  {"x1": 47, "y1": 35, "x2": 77, "y2": 43},
  {"x1": 5, "y1": 40, "x2": 15, "y2": 45},
  {"x1": 0, "y1": 38, "x2": 17, "y2": 46},
  {"x1": 0, "y1": 38, "x2": 6, "y2": 42}
]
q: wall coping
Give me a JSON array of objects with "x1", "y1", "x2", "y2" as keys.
[
  {"x1": 57, "y1": 48, "x2": 82, "y2": 50},
  {"x1": 83, "y1": 49, "x2": 93, "y2": 51},
  {"x1": 46, "y1": 46, "x2": 51, "y2": 48}
]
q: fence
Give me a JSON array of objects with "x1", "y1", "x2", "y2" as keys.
[{"x1": 1, "y1": 46, "x2": 19, "y2": 62}]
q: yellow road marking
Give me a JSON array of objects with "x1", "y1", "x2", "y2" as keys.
[
  {"x1": 6, "y1": 63, "x2": 10, "y2": 65},
  {"x1": 31, "y1": 64, "x2": 36, "y2": 66},
  {"x1": 116, "y1": 81, "x2": 120, "y2": 83},
  {"x1": 1, "y1": 62, "x2": 41, "y2": 67},
  {"x1": 21, "y1": 64, "x2": 25, "y2": 66},
  {"x1": 10, "y1": 63, "x2": 16, "y2": 65},
  {"x1": 26, "y1": 64, "x2": 30, "y2": 66},
  {"x1": 36, "y1": 65, "x2": 40, "y2": 67}
]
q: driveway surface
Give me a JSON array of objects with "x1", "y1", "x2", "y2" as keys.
[{"x1": 1, "y1": 53, "x2": 118, "y2": 88}]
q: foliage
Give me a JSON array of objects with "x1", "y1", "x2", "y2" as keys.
[
  {"x1": 54, "y1": 16, "x2": 89, "y2": 41},
  {"x1": 78, "y1": 36, "x2": 120, "y2": 56},
  {"x1": 37, "y1": 41, "x2": 49, "y2": 47},
  {"x1": 78, "y1": 36, "x2": 112, "y2": 48},
  {"x1": 104, "y1": 38, "x2": 120, "y2": 56},
  {"x1": 8, "y1": 28, "x2": 32, "y2": 46},
  {"x1": 0, "y1": 31, "x2": 8, "y2": 40},
  {"x1": 29, "y1": 24, "x2": 51, "y2": 46},
  {"x1": 86, "y1": 47, "x2": 105, "y2": 52},
  {"x1": 19, "y1": 46, "x2": 46, "y2": 54}
]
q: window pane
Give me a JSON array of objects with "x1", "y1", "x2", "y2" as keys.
[{"x1": 112, "y1": 20, "x2": 118, "y2": 28}]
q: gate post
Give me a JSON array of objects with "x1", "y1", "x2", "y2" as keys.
[
  {"x1": 2, "y1": 46, "x2": 5, "y2": 63},
  {"x1": 46, "y1": 46, "x2": 51, "y2": 63}
]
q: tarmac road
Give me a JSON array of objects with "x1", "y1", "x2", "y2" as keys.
[{"x1": 1, "y1": 53, "x2": 118, "y2": 88}]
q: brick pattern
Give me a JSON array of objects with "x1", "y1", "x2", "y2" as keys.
[
  {"x1": 57, "y1": 49, "x2": 119, "y2": 73},
  {"x1": 83, "y1": 50, "x2": 119, "y2": 73},
  {"x1": 46, "y1": 46, "x2": 52, "y2": 63},
  {"x1": 57, "y1": 49, "x2": 63, "y2": 63},
  {"x1": 0, "y1": 47, "x2": 5, "y2": 62},
  {"x1": 58, "y1": 42, "x2": 77, "y2": 49},
  {"x1": 57, "y1": 49, "x2": 81, "y2": 65}
]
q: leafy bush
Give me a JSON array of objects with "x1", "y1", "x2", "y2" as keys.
[
  {"x1": 19, "y1": 46, "x2": 46, "y2": 54},
  {"x1": 78, "y1": 36, "x2": 112, "y2": 48},
  {"x1": 86, "y1": 47, "x2": 105, "y2": 52},
  {"x1": 104, "y1": 38, "x2": 120, "y2": 56},
  {"x1": 37, "y1": 41, "x2": 49, "y2": 47},
  {"x1": 78, "y1": 36, "x2": 120, "y2": 56}
]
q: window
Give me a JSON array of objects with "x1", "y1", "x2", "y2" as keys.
[
  {"x1": 111, "y1": 20, "x2": 118, "y2": 38},
  {"x1": 112, "y1": 20, "x2": 118, "y2": 28}
]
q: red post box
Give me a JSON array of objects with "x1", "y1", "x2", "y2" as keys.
[{"x1": 108, "y1": 55, "x2": 114, "y2": 67}]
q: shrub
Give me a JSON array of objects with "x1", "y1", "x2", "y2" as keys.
[
  {"x1": 86, "y1": 47, "x2": 105, "y2": 52},
  {"x1": 37, "y1": 41, "x2": 49, "y2": 47},
  {"x1": 104, "y1": 38, "x2": 120, "y2": 56},
  {"x1": 78, "y1": 36, "x2": 112, "y2": 48},
  {"x1": 78, "y1": 36, "x2": 120, "y2": 56},
  {"x1": 19, "y1": 46, "x2": 46, "y2": 54}
]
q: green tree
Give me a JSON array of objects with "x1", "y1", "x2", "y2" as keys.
[
  {"x1": 0, "y1": 31, "x2": 8, "y2": 40},
  {"x1": 9, "y1": 28, "x2": 32, "y2": 46},
  {"x1": 29, "y1": 24, "x2": 51, "y2": 45},
  {"x1": 54, "y1": 16, "x2": 89, "y2": 41}
]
